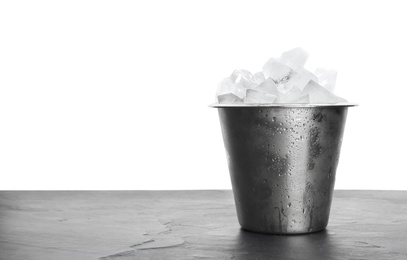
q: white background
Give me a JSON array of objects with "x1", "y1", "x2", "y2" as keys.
[{"x1": 1, "y1": 0, "x2": 406, "y2": 190}]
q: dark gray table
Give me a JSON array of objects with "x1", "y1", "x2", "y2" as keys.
[{"x1": 0, "y1": 190, "x2": 406, "y2": 259}]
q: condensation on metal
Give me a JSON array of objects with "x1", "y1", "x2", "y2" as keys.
[{"x1": 217, "y1": 106, "x2": 350, "y2": 234}]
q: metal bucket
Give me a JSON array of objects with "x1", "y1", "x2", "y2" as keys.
[{"x1": 212, "y1": 103, "x2": 356, "y2": 234}]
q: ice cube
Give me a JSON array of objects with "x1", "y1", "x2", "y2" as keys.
[
  {"x1": 217, "y1": 69, "x2": 254, "y2": 98},
  {"x1": 280, "y1": 47, "x2": 309, "y2": 70},
  {"x1": 274, "y1": 87, "x2": 302, "y2": 103},
  {"x1": 252, "y1": 72, "x2": 266, "y2": 85},
  {"x1": 262, "y1": 58, "x2": 292, "y2": 83},
  {"x1": 217, "y1": 93, "x2": 243, "y2": 104},
  {"x1": 230, "y1": 69, "x2": 252, "y2": 81},
  {"x1": 302, "y1": 80, "x2": 346, "y2": 103},
  {"x1": 290, "y1": 94, "x2": 310, "y2": 103},
  {"x1": 277, "y1": 83, "x2": 292, "y2": 94},
  {"x1": 230, "y1": 69, "x2": 257, "y2": 89},
  {"x1": 285, "y1": 66, "x2": 318, "y2": 91},
  {"x1": 254, "y1": 78, "x2": 279, "y2": 95},
  {"x1": 314, "y1": 68, "x2": 337, "y2": 93},
  {"x1": 244, "y1": 89, "x2": 277, "y2": 104},
  {"x1": 216, "y1": 77, "x2": 246, "y2": 99}
]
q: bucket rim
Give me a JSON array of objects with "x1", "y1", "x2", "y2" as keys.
[{"x1": 209, "y1": 102, "x2": 358, "y2": 108}]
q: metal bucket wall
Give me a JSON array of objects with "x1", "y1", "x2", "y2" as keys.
[{"x1": 217, "y1": 106, "x2": 349, "y2": 234}]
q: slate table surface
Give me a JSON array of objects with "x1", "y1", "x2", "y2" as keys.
[{"x1": 0, "y1": 190, "x2": 406, "y2": 260}]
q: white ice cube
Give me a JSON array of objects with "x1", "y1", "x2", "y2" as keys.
[
  {"x1": 290, "y1": 94, "x2": 310, "y2": 103},
  {"x1": 277, "y1": 83, "x2": 292, "y2": 94},
  {"x1": 262, "y1": 58, "x2": 292, "y2": 83},
  {"x1": 314, "y1": 68, "x2": 337, "y2": 93},
  {"x1": 216, "y1": 77, "x2": 246, "y2": 99},
  {"x1": 230, "y1": 69, "x2": 257, "y2": 89},
  {"x1": 280, "y1": 47, "x2": 309, "y2": 70},
  {"x1": 217, "y1": 69, "x2": 258, "y2": 100},
  {"x1": 285, "y1": 67, "x2": 318, "y2": 91},
  {"x1": 254, "y1": 78, "x2": 279, "y2": 95},
  {"x1": 302, "y1": 80, "x2": 346, "y2": 103},
  {"x1": 230, "y1": 69, "x2": 252, "y2": 80},
  {"x1": 217, "y1": 93, "x2": 243, "y2": 104},
  {"x1": 244, "y1": 89, "x2": 277, "y2": 104},
  {"x1": 252, "y1": 72, "x2": 266, "y2": 85},
  {"x1": 275, "y1": 87, "x2": 302, "y2": 103}
]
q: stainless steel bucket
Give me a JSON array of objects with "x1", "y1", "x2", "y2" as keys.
[{"x1": 212, "y1": 103, "x2": 356, "y2": 234}]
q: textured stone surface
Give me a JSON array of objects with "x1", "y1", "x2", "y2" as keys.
[{"x1": 1, "y1": 190, "x2": 407, "y2": 259}]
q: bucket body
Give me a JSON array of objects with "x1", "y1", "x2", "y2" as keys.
[{"x1": 216, "y1": 105, "x2": 351, "y2": 234}]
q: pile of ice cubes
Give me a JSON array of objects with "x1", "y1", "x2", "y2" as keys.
[{"x1": 216, "y1": 48, "x2": 346, "y2": 104}]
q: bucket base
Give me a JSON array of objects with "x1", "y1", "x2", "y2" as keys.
[{"x1": 240, "y1": 225, "x2": 327, "y2": 235}]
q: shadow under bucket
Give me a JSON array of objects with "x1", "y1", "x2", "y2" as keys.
[{"x1": 211, "y1": 103, "x2": 356, "y2": 235}]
